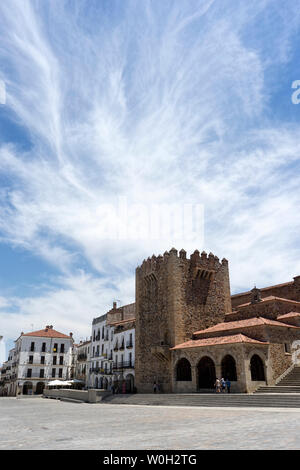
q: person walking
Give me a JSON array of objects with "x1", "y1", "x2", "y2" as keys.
[
  {"x1": 221, "y1": 378, "x2": 226, "y2": 393},
  {"x1": 153, "y1": 381, "x2": 157, "y2": 393},
  {"x1": 215, "y1": 378, "x2": 221, "y2": 393},
  {"x1": 226, "y1": 378, "x2": 231, "y2": 393}
]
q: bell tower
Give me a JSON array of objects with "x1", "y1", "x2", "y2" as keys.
[{"x1": 135, "y1": 248, "x2": 231, "y2": 392}]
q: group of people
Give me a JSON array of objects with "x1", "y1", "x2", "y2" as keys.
[{"x1": 214, "y1": 377, "x2": 231, "y2": 393}]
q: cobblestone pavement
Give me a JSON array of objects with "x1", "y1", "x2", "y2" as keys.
[{"x1": 1, "y1": 397, "x2": 300, "y2": 450}]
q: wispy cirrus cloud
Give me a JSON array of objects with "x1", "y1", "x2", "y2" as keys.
[{"x1": 0, "y1": 0, "x2": 300, "y2": 346}]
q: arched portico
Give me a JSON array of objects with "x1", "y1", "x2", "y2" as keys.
[
  {"x1": 35, "y1": 382, "x2": 45, "y2": 395},
  {"x1": 23, "y1": 381, "x2": 33, "y2": 395},
  {"x1": 176, "y1": 358, "x2": 192, "y2": 381},
  {"x1": 250, "y1": 354, "x2": 265, "y2": 381},
  {"x1": 197, "y1": 356, "x2": 216, "y2": 389},
  {"x1": 221, "y1": 355, "x2": 237, "y2": 381}
]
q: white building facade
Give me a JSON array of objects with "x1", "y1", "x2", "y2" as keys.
[
  {"x1": 1, "y1": 325, "x2": 74, "y2": 396},
  {"x1": 74, "y1": 339, "x2": 91, "y2": 386},
  {"x1": 89, "y1": 302, "x2": 135, "y2": 392}
]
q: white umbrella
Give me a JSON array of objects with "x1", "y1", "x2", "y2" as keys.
[{"x1": 47, "y1": 380, "x2": 71, "y2": 387}]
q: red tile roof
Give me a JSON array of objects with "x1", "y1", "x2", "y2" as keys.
[
  {"x1": 277, "y1": 312, "x2": 300, "y2": 320},
  {"x1": 193, "y1": 317, "x2": 300, "y2": 336},
  {"x1": 171, "y1": 334, "x2": 269, "y2": 350},
  {"x1": 237, "y1": 296, "x2": 300, "y2": 308},
  {"x1": 231, "y1": 281, "x2": 293, "y2": 298},
  {"x1": 22, "y1": 327, "x2": 71, "y2": 339}
]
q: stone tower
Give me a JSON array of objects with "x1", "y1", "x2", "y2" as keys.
[{"x1": 135, "y1": 248, "x2": 232, "y2": 392}]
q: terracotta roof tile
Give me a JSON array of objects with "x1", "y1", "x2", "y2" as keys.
[
  {"x1": 193, "y1": 317, "x2": 300, "y2": 336},
  {"x1": 171, "y1": 334, "x2": 269, "y2": 350},
  {"x1": 22, "y1": 328, "x2": 71, "y2": 339},
  {"x1": 231, "y1": 281, "x2": 293, "y2": 298},
  {"x1": 237, "y1": 296, "x2": 300, "y2": 308},
  {"x1": 277, "y1": 312, "x2": 300, "y2": 320}
]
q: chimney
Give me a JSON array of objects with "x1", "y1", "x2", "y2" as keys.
[{"x1": 70, "y1": 332, "x2": 73, "y2": 338}]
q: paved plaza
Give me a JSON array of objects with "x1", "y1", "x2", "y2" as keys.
[{"x1": 1, "y1": 397, "x2": 300, "y2": 450}]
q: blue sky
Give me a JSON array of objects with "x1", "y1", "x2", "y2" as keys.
[{"x1": 1, "y1": 0, "x2": 300, "y2": 362}]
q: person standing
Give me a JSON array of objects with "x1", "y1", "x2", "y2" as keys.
[
  {"x1": 221, "y1": 378, "x2": 226, "y2": 393},
  {"x1": 153, "y1": 381, "x2": 157, "y2": 393},
  {"x1": 226, "y1": 378, "x2": 231, "y2": 393}
]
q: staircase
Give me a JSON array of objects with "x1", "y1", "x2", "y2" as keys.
[
  {"x1": 102, "y1": 392, "x2": 300, "y2": 408},
  {"x1": 255, "y1": 366, "x2": 300, "y2": 394}
]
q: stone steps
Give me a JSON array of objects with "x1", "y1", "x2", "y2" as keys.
[
  {"x1": 254, "y1": 366, "x2": 300, "y2": 395},
  {"x1": 102, "y1": 393, "x2": 300, "y2": 408},
  {"x1": 255, "y1": 386, "x2": 300, "y2": 393}
]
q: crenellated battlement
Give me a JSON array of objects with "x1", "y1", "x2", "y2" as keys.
[{"x1": 137, "y1": 248, "x2": 227, "y2": 275}]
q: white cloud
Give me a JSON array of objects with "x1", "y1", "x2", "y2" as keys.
[{"x1": 0, "y1": 0, "x2": 300, "y2": 342}]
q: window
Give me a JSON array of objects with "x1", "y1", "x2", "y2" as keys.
[
  {"x1": 30, "y1": 342, "x2": 35, "y2": 352},
  {"x1": 53, "y1": 356, "x2": 57, "y2": 365},
  {"x1": 53, "y1": 343, "x2": 58, "y2": 353},
  {"x1": 29, "y1": 355, "x2": 33, "y2": 364},
  {"x1": 60, "y1": 344, "x2": 65, "y2": 353},
  {"x1": 52, "y1": 368, "x2": 56, "y2": 378},
  {"x1": 59, "y1": 356, "x2": 63, "y2": 365},
  {"x1": 27, "y1": 369, "x2": 32, "y2": 378},
  {"x1": 41, "y1": 356, "x2": 45, "y2": 365},
  {"x1": 59, "y1": 368, "x2": 63, "y2": 378},
  {"x1": 284, "y1": 343, "x2": 291, "y2": 353},
  {"x1": 41, "y1": 342, "x2": 46, "y2": 352},
  {"x1": 40, "y1": 369, "x2": 44, "y2": 378}
]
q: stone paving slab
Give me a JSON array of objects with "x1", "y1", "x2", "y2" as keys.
[{"x1": 0, "y1": 397, "x2": 300, "y2": 450}]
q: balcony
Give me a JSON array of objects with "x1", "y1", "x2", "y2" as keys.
[
  {"x1": 113, "y1": 361, "x2": 134, "y2": 371},
  {"x1": 77, "y1": 354, "x2": 87, "y2": 361},
  {"x1": 119, "y1": 344, "x2": 125, "y2": 351},
  {"x1": 126, "y1": 341, "x2": 133, "y2": 349}
]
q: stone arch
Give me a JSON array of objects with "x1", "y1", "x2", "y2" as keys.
[
  {"x1": 125, "y1": 373, "x2": 135, "y2": 392},
  {"x1": 176, "y1": 358, "x2": 192, "y2": 381},
  {"x1": 250, "y1": 354, "x2": 265, "y2": 381},
  {"x1": 197, "y1": 356, "x2": 216, "y2": 389},
  {"x1": 35, "y1": 382, "x2": 45, "y2": 395},
  {"x1": 221, "y1": 354, "x2": 237, "y2": 381},
  {"x1": 23, "y1": 381, "x2": 33, "y2": 395}
]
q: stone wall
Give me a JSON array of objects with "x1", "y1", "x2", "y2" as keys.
[{"x1": 135, "y1": 249, "x2": 232, "y2": 393}]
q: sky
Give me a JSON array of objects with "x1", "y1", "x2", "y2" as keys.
[{"x1": 0, "y1": 0, "x2": 300, "y2": 362}]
